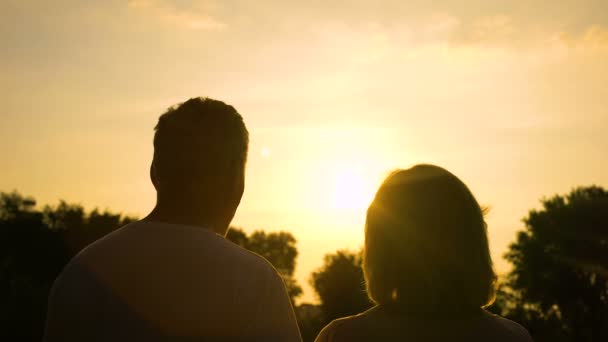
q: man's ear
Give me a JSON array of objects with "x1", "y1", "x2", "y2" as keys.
[
  {"x1": 228, "y1": 162, "x2": 246, "y2": 208},
  {"x1": 150, "y1": 161, "x2": 160, "y2": 190},
  {"x1": 235, "y1": 166, "x2": 245, "y2": 203}
]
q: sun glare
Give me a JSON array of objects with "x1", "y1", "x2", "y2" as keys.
[
  {"x1": 332, "y1": 166, "x2": 375, "y2": 210},
  {"x1": 261, "y1": 147, "x2": 271, "y2": 158}
]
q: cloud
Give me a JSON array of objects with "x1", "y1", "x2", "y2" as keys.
[
  {"x1": 584, "y1": 25, "x2": 608, "y2": 45},
  {"x1": 127, "y1": 0, "x2": 226, "y2": 31},
  {"x1": 449, "y1": 14, "x2": 518, "y2": 46},
  {"x1": 551, "y1": 25, "x2": 608, "y2": 51},
  {"x1": 121, "y1": 0, "x2": 607, "y2": 51}
]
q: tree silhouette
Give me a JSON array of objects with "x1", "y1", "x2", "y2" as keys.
[
  {"x1": 0, "y1": 191, "x2": 133, "y2": 341},
  {"x1": 0, "y1": 192, "x2": 68, "y2": 341},
  {"x1": 504, "y1": 186, "x2": 608, "y2": 341},
  {"x1": 488, "y1": 277, "x2": 568, "y2": 342},
  {"x1": 310, "y1": 250, "x2": 372, "y2": 323},
  {"x1": 226, "y1": 227, "x2": 303, "y2": 302}
]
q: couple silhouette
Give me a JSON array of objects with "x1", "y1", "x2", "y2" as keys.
[{"x1": 43, "y1": 98, "x2": 532, "y2": 341}]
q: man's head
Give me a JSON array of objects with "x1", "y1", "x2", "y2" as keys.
[{"x1": 151, "y1": 97, "x2": 249, "y2": 232}]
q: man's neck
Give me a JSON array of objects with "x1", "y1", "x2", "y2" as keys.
[{"x1": 142, "y1": 206, "x2": 227, "y2": 236}]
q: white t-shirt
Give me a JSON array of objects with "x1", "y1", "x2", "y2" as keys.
[{"x1": 44, "y1": 221, "x2": 302, "y2": 341}]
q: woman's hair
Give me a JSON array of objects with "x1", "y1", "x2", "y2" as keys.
[{"x1": 363, "y1": 164, "x2": 496, "y2": 313}]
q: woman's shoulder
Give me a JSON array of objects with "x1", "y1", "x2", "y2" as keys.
[
  {"x1": 480, "y1": 310, "x2": 533, "y2": 341},
  {"x1": 313, "y1": 317, "x2": 351, "y2": 342},
  {"x1": 315, "y1": 307, "x2": 533, "y2": 342},
  {"x1": 314, "y1": 307, "x2": 379, "y2": 342}
]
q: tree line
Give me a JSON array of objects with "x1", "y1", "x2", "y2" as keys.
[{"x1": 1, "y1": 187, "x2": 607, "y2": 341}]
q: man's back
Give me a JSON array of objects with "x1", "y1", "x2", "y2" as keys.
[{"x1": 44, "y1": 221, "x2": 301, "y2": 341}]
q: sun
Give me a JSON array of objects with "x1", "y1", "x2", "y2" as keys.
[{"x1": 332, "y1": 166, "x2": 375, "y2": 210}]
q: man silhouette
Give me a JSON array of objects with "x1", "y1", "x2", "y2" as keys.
[{"x1": 44, "y1": 98, "x2": 302, "y2": 341}]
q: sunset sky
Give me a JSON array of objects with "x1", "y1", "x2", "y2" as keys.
[{"x1": 2, "y1": 0, "x2": 608, "y2": 303}]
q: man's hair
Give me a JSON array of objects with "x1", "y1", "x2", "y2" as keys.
[
  {"x1": 153, "y1": 97, "x2": 249, "y2": 195},
  {"x1": 364, "y1": 164, "x2": 496, "y2": 314}
]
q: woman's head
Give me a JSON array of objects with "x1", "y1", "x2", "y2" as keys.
[{"x1": 364, "y1": 164, "x2": 496, "y2": 313}]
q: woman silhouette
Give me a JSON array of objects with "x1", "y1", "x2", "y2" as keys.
[{"x1": 315, "y1": 165, "x2": 532, "y2": 342}]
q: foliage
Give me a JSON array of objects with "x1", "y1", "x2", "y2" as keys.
[
  {"x1": 504, "y1": 186, "x2": 608, "y2": 341},
  {"x1": 226, "y1": 227, "x2": 303, "y2": 302},
  {"x1": 310, "y1": 250, "x2": 372, "y2": 323},
  {"x1": 487, "y1": 277, "x2": 569, "y2": 342},
  {"x1": 295, "y1": 303, "x2": 324, "y2": 342},
  {"x1": 0, "y1": 191, "x2": 133, "y2": 341}
]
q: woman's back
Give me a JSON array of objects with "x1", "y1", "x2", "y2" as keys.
[{"x1": 315, "y1": 306, "x2": 533, "y2": 342}]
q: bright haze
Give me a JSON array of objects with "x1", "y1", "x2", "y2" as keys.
[{"x1": 2, "y1": 0, "x2": 607, "y2": 303}]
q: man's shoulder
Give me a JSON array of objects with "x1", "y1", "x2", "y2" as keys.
[
  {"x1": 220, "y1": 238, "x2": 278, "y2": 274},
  {"x1": 53, "y1": 222, "x2": 135, "y2": 283},
  {"x1": 74, "y1": 221, "x2": 136, "y2": 256},
  {"x1": 62, "y1": 220, "x2": 281, "y2": 285}
]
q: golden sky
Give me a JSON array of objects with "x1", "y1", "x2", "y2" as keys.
[{"x1": 2, "y1": 0, "x2": 608, "y2": 303}]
